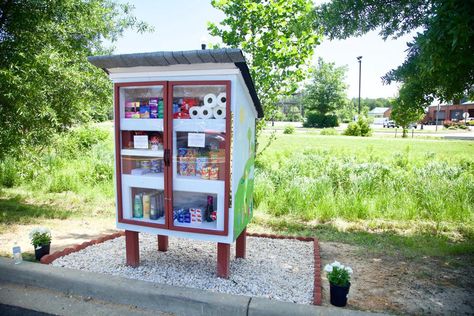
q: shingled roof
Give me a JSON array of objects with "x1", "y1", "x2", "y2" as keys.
[{"x1": 88, "y1": 49, "x2": 263, "y2": 118}]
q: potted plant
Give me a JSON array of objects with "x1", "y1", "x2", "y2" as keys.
[
  {"x1": 29, "y1": 227, "x2": 52, "y2": 261},
  {"x1": 324, "y1": 261, "x2": 353, "y2": 307}
]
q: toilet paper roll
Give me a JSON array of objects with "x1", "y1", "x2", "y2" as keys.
[
  {"x1": 199, "y1": 106, "x2": 214, "y2": 119},
  {"x1": 217, "y1": 92, "x2": 227, "y2": 107},
  {"x1": 213, "y1": 106, "x2": 226, "y2": 119},
  {"x1": 203, "y1": 94, "x2": 217, "y2": 108},
  {"x1": 189, "y1": 106, "x2": 201, "y2": 119}
]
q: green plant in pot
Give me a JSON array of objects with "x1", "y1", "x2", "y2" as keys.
[
  {"x1": 29, "y1": 227, "x2": 52, "y2": 261},
  {"x1": 324, "y1": 261, "x2": 353, "y2": 307}
]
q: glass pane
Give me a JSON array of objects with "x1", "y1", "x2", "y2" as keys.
[
  {"x1": 171, "y1": 84, "x2": 227, "y2": 232},
  {"x1": 126, "y1": 188, "x2": 166, "y2": 224},
  {"x1": 172, "y1": 85, "x2": 226, "y2": 120},
  {"x1": 121, "y1": 86, "x2": 164, "y2": 120},
  {"x1": 176, "y1": 132, "x2": 225, "y2": 181},
  {"x1": 173, "y1": 192, "x2": 218, "y2": 230}
]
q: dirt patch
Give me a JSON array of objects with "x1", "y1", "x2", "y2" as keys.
[
  {"x1": 0, "y1": 217, "x2": 116, "y2": 257},
  {"x1": 320, "y1": 241, "x2": 474, "y2": 315}
]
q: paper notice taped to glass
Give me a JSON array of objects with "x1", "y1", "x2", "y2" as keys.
[
  {"x1": 188, "y1": 133, "x2": 205, "y2": 148},
  {"x1": 134, "y1": 135, "x2": 149, "y2": 149}
]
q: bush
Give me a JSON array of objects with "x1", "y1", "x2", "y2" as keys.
[
  {"x1": 283, "y1": 125, "x2": 295, "y2": 134},
  {"x1": 468, "y1": 120, "x2": 474, "y2": 126},
  {"x1": 303, "y1": 112, "x2": 339, "y2": 128},
  {"x1": 344, "y1": 117, "x2": 372, "y2": 136},
  {"x1": 320, "y1": 128, "x2": 338, "y2": 136}
]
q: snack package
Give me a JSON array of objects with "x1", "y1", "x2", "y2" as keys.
[
  {"x1": 201, "y1": 166, "x2": 210, "y2": 180},
  {"x1": 139, "y1": 103, "x2": 150, "y2": 118},
  {"x1": 196, "y1": 157, "x2": 208, "y2": 174},
  {"x1": 186, "y1": 162, "x2": 196, "y2": 176},
  {"x1": 209, "y1": 166, "x2": 219, "y2": 180}
]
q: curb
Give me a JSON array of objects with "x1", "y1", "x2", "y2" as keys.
[
  {"x1": 41, "y1": 231, "x2": 322, "y2": 306},
  {"x1": 0, "y1": 258, "x2": 329, "y2": 316}
]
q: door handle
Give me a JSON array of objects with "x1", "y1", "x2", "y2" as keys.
[{"x1": 164, "y1": 149, "x2": 170, "y2": 166}]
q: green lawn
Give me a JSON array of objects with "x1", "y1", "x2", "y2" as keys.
[{"x1": 252, "y1": 133, "x2": 474, "y2": 258}]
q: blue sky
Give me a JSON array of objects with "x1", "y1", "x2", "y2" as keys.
[{"x1": 112, "y1": 0, "x2": 414, "y2": 99}]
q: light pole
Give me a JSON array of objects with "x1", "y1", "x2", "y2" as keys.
[{"x1": 357, "y1": 56, "x2": 362, "y2": 115}]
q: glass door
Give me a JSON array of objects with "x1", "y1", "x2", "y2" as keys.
[
  {"x1": 168, "y1": 83, "x2": 230, "y2": 234},
  {"x1": 116, "y1": 83, "x2": 168, "y2": 227}
]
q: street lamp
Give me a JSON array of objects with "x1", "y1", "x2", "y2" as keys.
[{"x1": 357, "y1": 56, "x2": 362, "y2": 115}]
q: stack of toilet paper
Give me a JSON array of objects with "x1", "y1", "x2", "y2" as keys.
[{"x1": 189, "y1": 93, "x2": 226, "y2": 119}]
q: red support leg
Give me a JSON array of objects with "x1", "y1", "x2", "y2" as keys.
[
  {"x1": 236, "y1": 227, "x2": 247, "y2": 259},
  {"x1": 157, "y1": 235, "x2": 168, "y2": 252},
  {"x1": 217, "y1": 243, "x2": 230, "y2": 278},
  {"x1": 125, "y1": 230, "x2": 139, "y2": 267}
]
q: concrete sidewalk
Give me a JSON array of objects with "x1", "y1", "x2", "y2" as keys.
[{"x1": 0, "y1": 258, "x2": 384, "y2": 316}]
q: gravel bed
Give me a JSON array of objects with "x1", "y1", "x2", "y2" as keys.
[{"x1": 52, "y1": 234, "x2": 314, "y2": 304}]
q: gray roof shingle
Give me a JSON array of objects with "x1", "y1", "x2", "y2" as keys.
[{"x1": 88, "y1": 49, "x2": 262, "y2": 117}]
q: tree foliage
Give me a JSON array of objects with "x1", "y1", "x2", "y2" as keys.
[
  {"x1": 302, "y1": 58, "x2": 348, "y2": 116},
  {"x1": 317, "y1": 0, "x2": 474, "y2": 107},
  {"x1": 391, "y1": 84, "x2": 425, "y2": 138},
  {"x1": 208, "y1": 0, "x2": 321, "y2": 132},
  {"x1": 0, "y1": 0, "x2": 149, "y2": 158}
]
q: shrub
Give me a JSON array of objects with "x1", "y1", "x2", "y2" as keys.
[
  {"x1": 343, "y1": 117, "x2": 372, "y2": 136},
  {"x1": 303, "y1": 112, "x2": 339, "y2": 128},
  {"x1": 320, "y1": 128, "x2": 338, "y2": 136},
  {"x1": 283, "y1": 125, "x2": 295, "y2": 134},
  {"x1": 468, "y1": 120, "x2": 474, "y2": 126}
]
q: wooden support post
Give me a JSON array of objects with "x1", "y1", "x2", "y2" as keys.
[
  {"x1": 217, "y1": 243, "x2": 230, "y2": 278},
  {"x1": 236, "y1": 227, "x2": 247, "y2": 259},
  {"x1": 125, "y1": 230, "x2": 139, "y2": 267},
  {"x1": 157, "y1": 235, "x2": 168, "y2": 252}
]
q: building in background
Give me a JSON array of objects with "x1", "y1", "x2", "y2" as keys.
[
  {"x1": 423, "y1": 101, "x2": 474, "y2": 124},
  {"x1": 368, "y1": 107, "x2": 391, "y2": 125}
]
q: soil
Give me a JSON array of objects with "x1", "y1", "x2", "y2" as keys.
[
  {"x1": 0, "y1": 217, "x2": 117, "y2": 257},
  {"x1": 320, "y1": 241, "x2": 474, "y2": 315}
]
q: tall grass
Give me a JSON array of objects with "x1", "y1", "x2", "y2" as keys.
[
  {"x1": 0, "y1": 125, "x2": 114, "y2": 204},
  {"x1": 255, "y1": 144, "x2": 474, "y2": 227}
]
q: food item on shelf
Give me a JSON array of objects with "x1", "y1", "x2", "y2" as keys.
[
  {"x1": 158, "y1": 100, "x2": 164, "y2": 118},
  {"x1": 201, "y1": 166, "x2": 210, "y2": 179},
  {"x1": 186, "y1": 161, "x2": 196, "y2": 176},
  {"x1": 142, "y1": 194, "x2": 150, "y2": 219},
  {"x1": 150, "y1": 135, "x2": 163, "y2": 151},
  {"x1": 140, "y1": 160, "x2": 151, "y2": 171},
  {"x1": 196, "y1": 157, "x2": 208, "y2": 173},
  {"x1": 125, "y1": 101, "x2": 140, "y2": 118},
  {"x1": 190, "y1": 208, "x2": 202, "y2": 223},
  {"x1": 150, "y1": 159, "x2": 163, "y2": 173},
  {"x1": 209, "y1": 166, "x2": 219, "y2": 180},
  {"x1": 204, "y1": 195, "x2": 215, "y2": 222},
  {"x1": 133, "y1": 193, "x2": 143, "y2": 218},
  {"x1": 131, "y1": 168, "x2": 149, "y2": 175},
  {"x1": 149, "y1": 101, "x2": 158, "y2": 119},
  {"x1": 150, "y1": 194, "x2": 158, "y2": 220},
  {"x1": 174, "y1": 208, "x2": 191, "y2": 223},
  {"x1": 139, "y1": 102, "x2": 150, "y2": 118}
]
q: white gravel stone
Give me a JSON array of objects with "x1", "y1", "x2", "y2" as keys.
[{"x1": 52, "y1": 234, "x2": 314, "y2": 304}]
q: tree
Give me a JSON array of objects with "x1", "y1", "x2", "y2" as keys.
[
  {"x1": 302, "y1": 58, "x2": 348, "y2": 116},
  {"x1": 208, "y1": 0, "x2": 321, "y2": 135},
  {"x1": 0, "y1": 0, "x2": 150, "y2": 158},
  {"x1": 317, "y1": 0, "x2": 474, "y2": 108},
  {"x1": 391, "y1": 84, "x2": 426, "y2": 138}
]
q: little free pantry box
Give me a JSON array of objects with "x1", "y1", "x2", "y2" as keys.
[{"x1": 88, "y1": 49, "x2": 262, "y2": 277}]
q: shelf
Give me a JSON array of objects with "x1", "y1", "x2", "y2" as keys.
[
  {"x1": 173, "y1": 119, "x2": 226, "y2": 133},
  {"x1": 173, "y1": 175, "x2": 224, "y2": 193},
  {"x1": 122, "y1": 174, "x2": 164, "y2": 190},
  {"x1": 129, "y1": 217, "x2": 166, "y2": 225},
  {"x1": 121, "y1": 149, "x2": 164, "y2": 157},
  {"x1": 173, "y1": 220, "x2": 218, "y2": 230},
  {"x1": 121, "y1": 118, "x2": 163, "y2": 131}
]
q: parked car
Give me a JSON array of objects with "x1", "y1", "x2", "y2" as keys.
[
  {"x1": 408, "y1": 123, "x2": 417, "y2": 129},
  {"x1": 383, "y1": 120, "x2": 399, "y2": 128}
]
